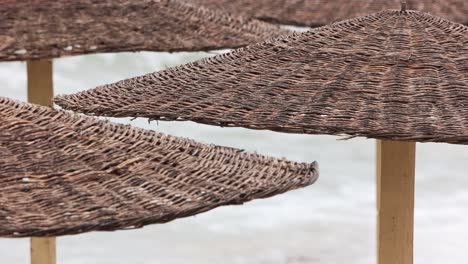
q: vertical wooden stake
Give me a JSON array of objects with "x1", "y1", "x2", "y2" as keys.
[
  {"x1": 31, "y1": 237, "x2": 56, "y2": 264},
  {"x1": 27, "y1": 59, "x2": 53, "y2": 106},
  {"x1": 376, "y1": 140, "x2": 415, "y2": 264},
  {"x1": 27, "y1": 59, "x2": 56, "y2": 264}
]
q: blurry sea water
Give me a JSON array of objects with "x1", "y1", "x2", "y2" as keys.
[{"x1": 0, "y1": 51, "x2": 467, "y2": 264}]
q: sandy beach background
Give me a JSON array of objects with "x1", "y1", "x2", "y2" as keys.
[{"x1": 0, "y1": 51, "x2": 467, "y2": 264}]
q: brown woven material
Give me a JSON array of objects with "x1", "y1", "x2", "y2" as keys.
[
  {"x1": 0, "y1": 0, "x2": 288, "y2": 62},
  {"x1": 56, "y1": 10, "x2": 468, "y2": 145},
  {"x1": 0, "y1": 97, "x2": 318, "y2": 238},
  {"x1": 192, "y1": 0, "x2": 468, "y2": 26}
]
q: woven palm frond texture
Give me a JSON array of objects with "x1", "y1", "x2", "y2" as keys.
[
  {"x1": 191, "y1": 0, "x2": 468, "y2": 27},
  {"x1": 56, "y1": 10, "x2": 468, "y2": 145},
  {"x1": 0, "y1": 0, "x2": 289, "y2": 61},
  {"x1": 0, "y1": 97, "x2": 318, "y2": 237}
]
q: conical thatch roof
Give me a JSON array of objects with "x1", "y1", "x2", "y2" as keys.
[
  {"x1": 192, "y1": 0, "x2": 468, "y2": 27},
  {"x1": 0, "y1": 97, "x2": 317, "y2": 237},
  {"x1": 56, "y1": 10, "x2": 468, "y2": 145},
  {"x1": 0, "y1": 0, "x2": 288, "y2": 61}
]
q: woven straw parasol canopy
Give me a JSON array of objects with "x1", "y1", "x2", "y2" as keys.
[
  {"x1": 191, "y1": 0, "x2": 468, "y2": 27},
  {"x1": 0, "y1": 97, "x2": 317, "y2": 237},
  {"x1": 0, "y1": 0, "x2": 288, "y2": 61},
  {"x1": 55, "y1": 10, "x2": 468, "y2": 145}
]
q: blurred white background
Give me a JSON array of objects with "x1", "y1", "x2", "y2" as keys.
[{"x1": 0, "y1": 51, "x2": 467, "y2": 264}]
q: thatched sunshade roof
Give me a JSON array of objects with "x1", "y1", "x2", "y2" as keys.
[
  {"x1": 55, "y1": 10, "x2": 468, "y2": 145},
  {"x1": 0, "y1": 97, "x2": 317, "y2": 237},
  {"x1": 191, "y1": 0, "x2": 468, "y2": 27},
  {"x1": 0, "y1": 0, "x2": 288, "y2": 61}
]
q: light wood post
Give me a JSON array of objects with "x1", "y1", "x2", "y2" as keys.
[
  {"x1": 27, "y1": 59, "x2": 53, "y2": 106},
  {"x1": 27, "y1": 59, "x2": 56, "y2": 264},
  {"x1": 31, "y1": 237, "x2": 56, "y2": 264},
  {"x1": 376, "y1": 140, "x2": 416, "y2": 264}
]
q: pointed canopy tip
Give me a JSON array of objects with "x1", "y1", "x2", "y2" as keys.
[
  {"x1": 0, "y1": 0, "x2": 290, "y2": 62},
  {"x1": 401, "y1": 0, "x2": 407, "y2": 12},
  {"x1": 0, "y1": 96, "x2": 318, "y2": 237},
  {"x1": 55, "y1": 9, "x2": 468, "y2": 145},
  {"x1": 191, "y1": 0, "x2": 468, "y2": 27}
]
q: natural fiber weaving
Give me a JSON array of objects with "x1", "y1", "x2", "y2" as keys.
[
  {"x1": 192, "y1": 0, "x2": 468, "y2": 27},
  {"x1": 0, "y1": 0, "x2": 288, "y2": 61},
  {"x1": 0, "y1": 97, "x2": 318, "y2": 237},
  {"x1": 55, "y1": 10, "x2": 468, "y2": 145}
]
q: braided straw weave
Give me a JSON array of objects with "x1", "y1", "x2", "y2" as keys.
[
  {"x1": 0, "y1": 0, "x2": 288, "y2": 61},
  {"x1": 56, "y1": 10, "x2": 468, "y2": 145},
  {"x1": 0, "y1": 97, "x2": 317, "y2": 237},
  {"x1": 192, "y1": 0, "x2": 468, "y2": 27}
]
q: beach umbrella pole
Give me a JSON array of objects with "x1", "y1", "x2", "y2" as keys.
[
  {"x1": 31, "y1": 237, "x2": 56, "y2": 264},
  {"x1": 27, "y1": 59, "x2": 56, "y2": 264},
  {"x1": 376, "y1": 140, "x2": 415, "y2": 264},
  {"x1": 27, "y1": 59, "x2": 54, "y2": 107}
]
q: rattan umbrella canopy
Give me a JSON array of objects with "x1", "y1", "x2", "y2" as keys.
[
  {"x1": 56, "y1": 10, "x2": 468, "y2": 145},
  {"x1": 0, "y1": 0, "x2": 288, "y2": 62},
  {"x1": 0, "y1": 97, "x2": 317, "y2": 237},
  {"x1": 192, "y1": 0, "x2": 468, "y2": 27}
]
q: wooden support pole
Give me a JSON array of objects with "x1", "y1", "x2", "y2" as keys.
[
  {"x1": 27, "y1": 59, "x2": 53, "y2": 106},
  {"x1": 376, "y1": 140, "x2": 416, "y2": 264},
  {"x1": 27, "y1": 59, "x2": 56, "y2": 264},
  {"x1": 31, "y1": 238, "x2": 56, "y2": 264}
]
